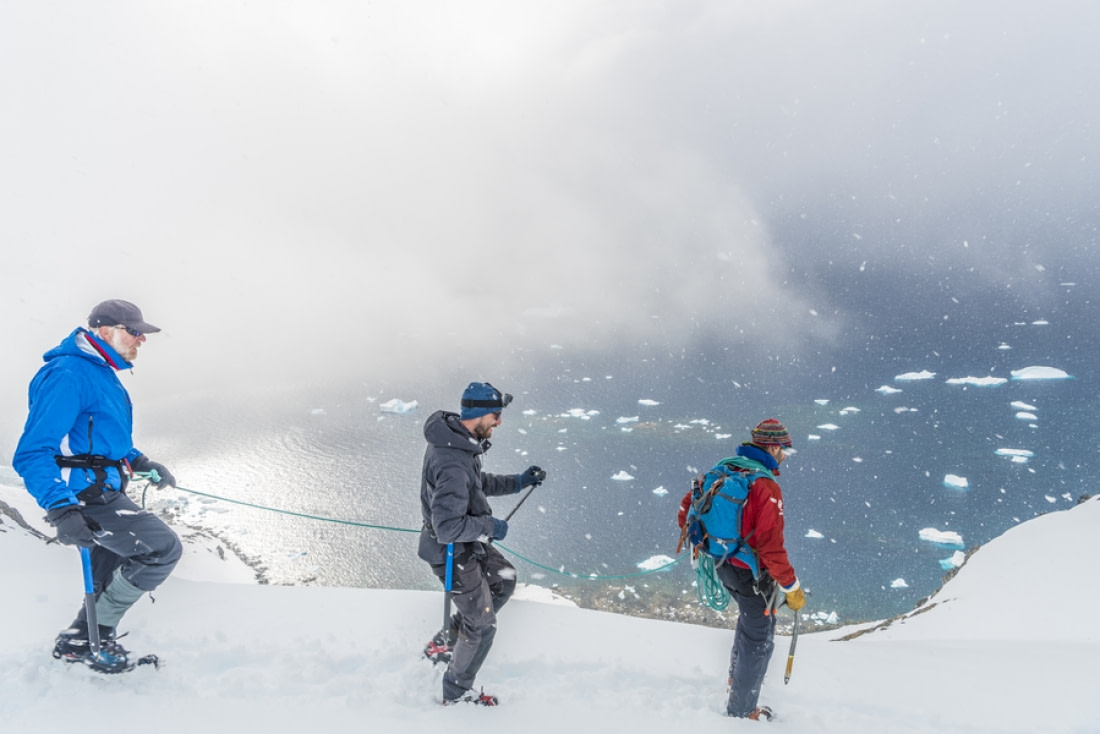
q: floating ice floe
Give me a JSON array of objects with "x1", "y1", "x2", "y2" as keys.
[
  {"x1": 1010, "y1": 400, "x2": 1037, "y2": 411},
  {"x1": 939, "y1": 550, "x2": 967, "y2": 570},
  {"x1": 805, "y1": 529, "x2": 825, "y2": 539},
  {"x1": 814, "y1": 399, "x2": 830, "y2": 405},
  {"x1": 523, "y1": 409, "x2": 538, "y2": 416},
  {"x1": 919, "y1": 528, "x2": 965, "y2": 548},
  {"x1": 809, "y1": 611, "x2": 840, "y2": 625},
  {"x1": 636, "y1": 554, "x2": 675, "y2": 571},
  {"x1": 715, "y1": 433, "x2": 732, "y2": 440},
  {"x1": 995, "y1": 448, "x2": 1034, "y2": 464},
  {"x1": 807, "y1": 434, "x2": 821, "y2": 441},
  {"x1": 638, "y1": 399, "x2": 660, "y2": 406},
  {"x1": 890, "y1": 578, "x2": 908, "y2": 589},
  {"x1": 943, "y1": 474, "x2": 969, "y2": 490},
  {"x1": 652, "y1": 486, "x2": 668, "y2": 496},
  {"x1": 1015, "y1": 412, "x2": 1038, "y2": 421},
  {"x1": 1011, "y1": 366, "x2": 1071, "y2": 380},
  {"x1": 838, "y1": 406, "x2": 861, "y2": 415},
  {"x1": 611, "y1": 471, "x2": 635, "y2": 481},
  {"x1": 560, "y1": 408, "x2": 600, "y2": 420},
  {"x1": 616, "y1": 416, "x2": 639, "y2": 425},
  {"x1": 894, "y1": 407, "x2": 917, "y2": 414},
  {"x1": 895, "y1": 370, "x2": 936, "y2": 381},
  {"x1": 945, "y1": 376, "x2": 1007, "y2": 387},
  {"x1": 379, "y1": 399, "x2": 418, "y2": 414},
  {"x1": 876, "y1": 385, "x2": 902, "y2": 395},
  {"x1": 997, "y1": 343, "x2": 1012, "y2": 350},
  {"x1": 817, "y1": 424, "x2": 840, "y2": 431}
]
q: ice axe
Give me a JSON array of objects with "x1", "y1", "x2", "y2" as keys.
[
  {"x1": 784, "y1": 608, "x2": 801, "y2": 684},
  {"x1": 79, "y1": 546, "x2": 102, "y2": 657}
]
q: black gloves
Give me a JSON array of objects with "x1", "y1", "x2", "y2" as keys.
[
  {"x1": 130, "y1": 455, "x2": 176, "y2": 489},
  {"x1": 491, "y1": 518, "x2": 509, "y2": 541},
  {"x1": 46, "y1": 505, "x2": 96, "y2": 547},
  {"x1": 518, "y1": 465, "x2": 546, "y2": 489}
]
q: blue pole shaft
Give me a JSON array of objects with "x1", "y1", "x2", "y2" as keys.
[
  {"x1": 80, "y1": 547, "x2": 101, "y2": 655},
  {"x1": 443, "y1": 543, "x2": 454, "y2": 630}
]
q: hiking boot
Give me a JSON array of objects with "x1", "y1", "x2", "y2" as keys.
[
  {"x1": 442, "y1": 688, "x2": 499, "y2": 707},
  {"x1": 423, "y1": 630, "x2": 454, "y2": 665},
  {"x1": 747, "y1": 706, "x2": 775, "y2": 721},
  {"x1": 52, "y1": 624, "x2": 131, "y2": 674}
]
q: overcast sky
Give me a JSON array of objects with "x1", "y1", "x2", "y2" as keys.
[{"x1": 2, "y1": 1, "x2": 1097, "y2": 429}]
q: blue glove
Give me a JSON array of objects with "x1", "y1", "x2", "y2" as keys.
[
  {"x1": 491, "y1": 518, "x2": 509, "y2": 541},
  {"x1": 46, "y1": 505, "x2": 96, "y2": 547},
  {"x1": 130, "y1": 455, "x2": 177, "y2": 489},
  {"x1": 517, "y1": 466, "x2": 546, "y2": 489}
]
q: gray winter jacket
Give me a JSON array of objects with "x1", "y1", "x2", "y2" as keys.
[{"x1": 417, "y1": 410, "x2": 519, "y2": 570}]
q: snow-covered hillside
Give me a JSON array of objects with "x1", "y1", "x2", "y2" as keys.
[{"x1": 1, "y1": 482, "x2": 1097, "y2": 733}]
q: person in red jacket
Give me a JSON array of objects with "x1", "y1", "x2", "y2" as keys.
[{"x1": 678, "y1": 418, "x2": 806, "y2": 721}]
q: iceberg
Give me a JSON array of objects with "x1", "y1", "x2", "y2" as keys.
[
  {"x1": 945, "y1": 376, "x2": 1007, "y2": 387},
  {"x1": 890, "y1": 578, "x2": 908, "y2": 589},
  {"x1": 939, "y1": 550, "x2": 967, "y2": 570},
  {"x1": 611, "y1": 471, "x2": 635, "y2": 481},
  {"x1": 616, "y1": 416, "x2": 640, "y2": 425},
  {"x1": 651, "y1": 486, "x2": 668, "y2": 496},
  {"x1": 638, "y1": 399, "x2": 660, "y2": 406},
  {"x1": 1010, "y1": 401, "x2": 1037, "y2": 411},
  {"x1": 1011, "y1": 366, "x2": 1071, "y2": 380},
  {"x1": 943, "y1": 474, "x2": 969, "y2": 490},
  {"x1": 895, "y1": 370, "x2": 936, "y2": 381},
  {"x1": 1015, "y1": 412, "x2": 1038, "y2": 421},
  {"x1": 379, "y1": 399, "x2": 418, "y2": 414},
  {"x1": 876, "y1": 385, "x2": 903, "y2": 395},
  {"x1": 817, "y1": 424, "x2": 840, "y2": 431},
  {"x1": 919, "y1": 528, "x2": 965, "y2": 548},
  {"x1": 805, "y1": 529, "x2": 825, "y2": 539},
  {"x1": 636, "y1": 555, "x2": 675, "y2": 571}
]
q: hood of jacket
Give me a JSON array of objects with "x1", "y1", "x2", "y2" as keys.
[
  {"x1": 44, "y1": 327, "x2": 133, "y2": 372},
  {"x1": 423, "y1": 409, "x2": 489, "y2": 455}
]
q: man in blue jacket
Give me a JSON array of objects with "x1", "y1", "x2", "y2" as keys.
[
  {"x1": 13, "y1": 299, "x2": 182, "y2": 673},
  {"x1": 418, "y1": 382, "x2": 546, "y2": 706}
]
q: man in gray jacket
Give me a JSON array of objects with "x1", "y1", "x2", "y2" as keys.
[{"x1": 418, "y1": 382, "x2": 546, "y2": 706}]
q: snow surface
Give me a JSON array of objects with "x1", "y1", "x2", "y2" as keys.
[{"x1": 2, "y1": 483, "x2": 1099, "y2": 733}]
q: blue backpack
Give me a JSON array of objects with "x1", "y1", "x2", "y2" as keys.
[{"x1": 677, "y1": 457, "x2": 773, "y2": 579}]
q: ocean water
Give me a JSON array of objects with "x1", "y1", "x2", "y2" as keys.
[{"x1": 140, "y1": 350, "x2": 1094, "y2": 625}]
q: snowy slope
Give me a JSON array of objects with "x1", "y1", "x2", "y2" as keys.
[{"x1": 1, "y1": 483, "x2": 1098, "y2": 734}]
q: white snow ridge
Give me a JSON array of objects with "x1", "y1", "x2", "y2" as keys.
[{"x1": 2, "y1": 485, "x2": 1100, "y2": 733}]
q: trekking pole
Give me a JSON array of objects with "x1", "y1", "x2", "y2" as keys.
[
  {"x1": 784, "y1": 609, "x2": 801, "y2": 684},
  {"x1": 79, "y1": 546, "x2": 101, "y2": 657},
  {"x1": 442, "y1": 542, "x2": 454, "y2": 632},
  {"x1": 504, "y1": 479, "x2": 541, "y2": 522}
]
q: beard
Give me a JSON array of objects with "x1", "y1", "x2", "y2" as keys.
[
  {"x1": 472, "y1": 423, "x2": 494, "y2": 441},
  {"x1": 105, "y1": 329, "x2": 139, "y2": 362}
]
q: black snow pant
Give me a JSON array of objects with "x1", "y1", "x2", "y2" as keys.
[
  {"x1": 716, "y1": 562, "x2": 777, "y2": 718},
  {"x1": 435, "y1": 544, "x2": 516, "y2": 700},
  {"x1": 71, "y1": 490, "x2": 182, "y2": 631}
]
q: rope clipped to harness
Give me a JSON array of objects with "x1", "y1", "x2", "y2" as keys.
[{"x1": 693, "y1": 554, "x2": 731, "y2": 611}]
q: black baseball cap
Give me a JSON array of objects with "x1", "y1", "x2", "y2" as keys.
[{"x1": 88, "y1": 300, "x2": 162, "y2": 333}]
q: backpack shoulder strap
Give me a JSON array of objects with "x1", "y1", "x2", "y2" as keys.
[{"x1": 714, "y1": 456, "x2": 775, "y2": 480}]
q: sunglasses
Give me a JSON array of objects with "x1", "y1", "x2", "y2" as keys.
[{"x1": 113, "y1": 325, "x2": 144, "y2": 338}]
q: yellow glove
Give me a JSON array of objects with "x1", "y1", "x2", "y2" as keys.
[{"x1": 785, "y1": 585, "x2": 806, "y2": 611}]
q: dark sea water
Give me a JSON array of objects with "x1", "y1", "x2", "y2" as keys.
[{"x1": 135, "y1": 255, "x2": 1100, "y2": 626}]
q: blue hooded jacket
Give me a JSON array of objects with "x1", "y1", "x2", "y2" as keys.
[{"x1": 13, "y1": 328, "x2": 144, "y2": 510}]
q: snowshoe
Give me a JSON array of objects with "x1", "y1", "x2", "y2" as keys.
[{"x1": 443, "y1": 688, "x2": 499, "y2": 707}]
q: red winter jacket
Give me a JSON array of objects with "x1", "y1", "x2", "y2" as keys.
[{"x1": 678, "y1": 471, "x2": 797, "y2": 589}]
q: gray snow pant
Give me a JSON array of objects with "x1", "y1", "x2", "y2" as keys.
[
  {"x1": 71, "y1": 490, "x2": 182, "y2": 630},
  {"x1": 716, "y1": 562, "x2": 777, "y2": 718},
  {"x1": 435, "y1": 544, "x2": 516, "y2": 700}
]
